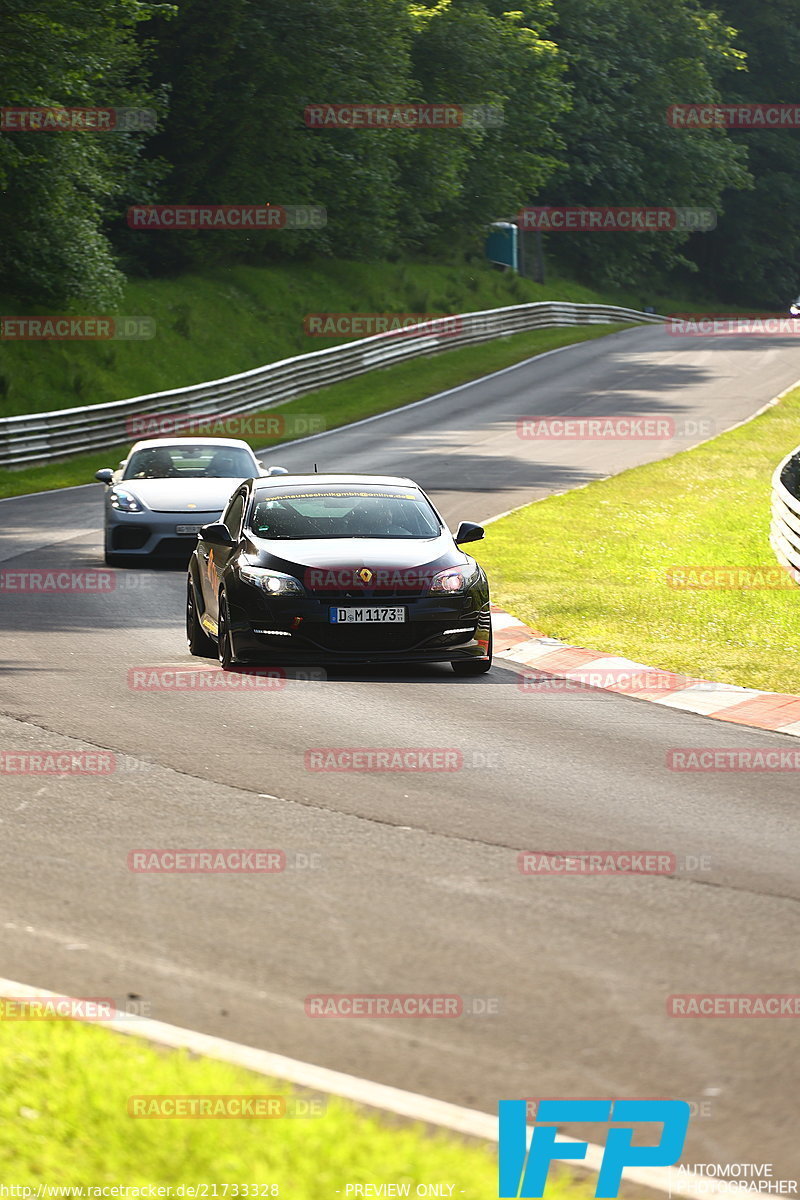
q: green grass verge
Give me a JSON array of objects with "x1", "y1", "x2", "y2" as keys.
[
  {"x1": 0, "y1": 255, "x2": 724, "y2": 419},
  {"x1": 472, "y1": 386, "x2": 800, "y2": 694},
  {"x1": 0, "y1": 323, "x2": 628, "y2": 500},
  {"x1": 0, "y1": 1018, "x2": 596, "y2": 1197}
]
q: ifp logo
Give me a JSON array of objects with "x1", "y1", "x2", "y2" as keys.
[{"x1": 498, "y1": 1099, "x2": 690, "y2": 1197}]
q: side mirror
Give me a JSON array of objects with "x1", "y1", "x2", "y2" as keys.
[
  {"x1": 454, "y1": 521, "x2": 485, "y2": 545},
  {"x1": 263, "y1": 465, "x2": 289, "y2": 476},
  {"x1": 95, "y1": 469, "x2": 114, "y2": 484},
  {"x1": 200, "y1": 522, "x2": 234, "y2": 548}
]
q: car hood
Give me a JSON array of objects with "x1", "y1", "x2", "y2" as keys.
[
  {"x1": 244, "y1": 534, "x2": 462, "y2": 573},
  {"x1": 116, "y1": 477, "x2": 246, "y2": 513}
]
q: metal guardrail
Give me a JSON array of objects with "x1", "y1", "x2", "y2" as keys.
[
  {"x1": 0, "y1": 302, "x2": 664, "y2": 468},
  {"x1": 770, "y1": 447, "x2": 800, "y2": 583}
]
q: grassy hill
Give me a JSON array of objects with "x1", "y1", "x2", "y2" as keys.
[{"x1": 0, "y1": 256, "x2": 709, "y2": 418}]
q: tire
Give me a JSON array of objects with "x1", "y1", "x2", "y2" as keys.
[
  {"x1": 217, "y1": 590, "x2": 237, "y2": 669},
  {"x1": 186, "y1": 577, "x2": 216, "y2": 658},
  {"x1": 451, "y1": 628, "x2": 492, "y2": 675}
]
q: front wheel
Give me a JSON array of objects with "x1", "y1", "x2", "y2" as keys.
[
  {"x1": 451, "y1": 628, "x2": 492, "y2": 675},
  {"x1": 186, "y1": 577, "x2": 216, "y2": 657}
]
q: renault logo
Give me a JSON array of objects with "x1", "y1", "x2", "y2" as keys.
[{"x1": 358, "y1": 568, "x2": 373, "y2": 584}]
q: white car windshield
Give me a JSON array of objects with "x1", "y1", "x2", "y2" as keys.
[{"x1": 123, "y1": 446, "x2": 255, "y2": 480}]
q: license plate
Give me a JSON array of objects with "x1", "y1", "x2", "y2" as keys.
[
  {"x1": 330, "y1": 606, "x2": 406, "y2": 624},
  {"x1": 176, "y1": 524, "x2": 203, "y2": 535}
]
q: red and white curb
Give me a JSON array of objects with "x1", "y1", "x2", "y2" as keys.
[
  {"x1": 491, "y1": 607, "x2": 800, "y2": 737},
  {"x1": 0, "y1": 975, "x2": 742, "y2": 1200}
]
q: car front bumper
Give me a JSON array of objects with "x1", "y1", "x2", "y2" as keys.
[
  {"x1": 225, "y1": 587, "x2": 492, "y2": 665},
  {"x1": 106, "y1": 508, "x2": 221, "y2": 558}
]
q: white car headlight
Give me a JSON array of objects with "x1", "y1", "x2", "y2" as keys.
[
  {"x1": 109, "y1": 489, "x2": 143, "y2": 513},
  {"x1": 237, "y1": 559, "x2": 304, "y2": 595},
  {"x1": 429, "y1": 562, "x2": 479, "y2": 594}
]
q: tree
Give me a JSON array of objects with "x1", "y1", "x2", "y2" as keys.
[
  {"x1": 141, "y1": 0, "x2": 415, "y2": 269},
  {"x1": 695, "y1": 0, "x2": 800, "y2": 304},
  {"x1": 405, "y1": 0, "x2": 569, "y2": 255},
  {"x1": 0, "y1": 0, "x2": 166, "y2": 307},
  {"x1": 541, "y1": 0, "x2": 750, "y2": 291}
]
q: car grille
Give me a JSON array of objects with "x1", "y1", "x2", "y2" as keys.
[
  {"x1": 303, "y1": 622, "x2": 446, "y2": 653},
  {"x1": 309, "y1": 587, "x2": 429, "y2": 600}
]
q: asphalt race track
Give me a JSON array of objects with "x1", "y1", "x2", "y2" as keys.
[{"x1": 2, "y1": 324, "x2": 799, "y2": 1177}]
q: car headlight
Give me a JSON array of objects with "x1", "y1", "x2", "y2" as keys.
[
  {"x1": 429, "y1": 562, "x2": 479, "y2": 594},
  {"x1": 109, "y1": 489, "x2": 143, "y2": 513},
  {"x1": 237, "y1": 559, "x2": 304, "y2": 595}
]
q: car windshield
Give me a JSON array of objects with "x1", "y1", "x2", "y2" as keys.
[
  {"x1": 123, "y1": 445, "x2": 255, "y2": 480},
  {"x1": 248, "y1": 487, "x2": 441, "y2": 540}
]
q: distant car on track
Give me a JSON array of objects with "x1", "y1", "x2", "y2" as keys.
[
  {"x1": 187, "y1": 473, "x2": 492, "y2": 674},
  {"x1": 95, "y1": 438, "x2": 286, "y2": 566}
]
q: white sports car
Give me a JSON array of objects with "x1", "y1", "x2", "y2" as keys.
[{"x1": 95, "y1": 437, "x2": 286, "y2": 565}]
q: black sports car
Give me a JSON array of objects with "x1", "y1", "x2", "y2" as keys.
[{"x1": 187, "y1": 474, "x2": 492, "y2": 673}]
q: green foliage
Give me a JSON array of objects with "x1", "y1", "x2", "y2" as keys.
[
  {"x1": 406, "y1": 0, "x2": 568, "y2": 253},
  {"x1": 0, "y1": 0, "x2": 170, "y2": 307},
  {"x1": 543, "y1": 0, "x2": 751, "y2": 289},
  {"x1": 135, "y1": 0, "x2": 570, "y2": 269},
  {"x1": 0, "y1": 255, "x2": 646, "y2": 416},
  {"x1": 2, "y1": 0, "x2": 798, "y2": 308},
  {"x1": 695, "y1": 0, "x2": 800, "y2": 304}
]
